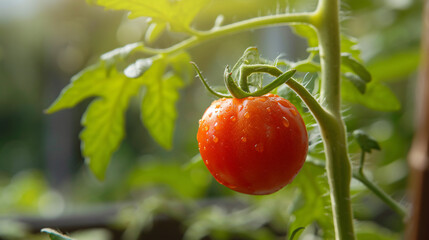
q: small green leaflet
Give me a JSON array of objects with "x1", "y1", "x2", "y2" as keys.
[
  {"x1": 80, "y1": 68, "x2": 142, "y2": 180},
  {"x1": 341, "y1": 53, "x2": 372, "y2": 83},
  {"x1": 94, "y1": 0, "x2": 209, "y2": 33},
  {"x1": 288, "y1": 162, "x2": 334, "y2": 240},
  {"x1": 41, "y1": 228, "x2": 73, "y2": 240},
  {"x1": 141, "y1": 70, "x2": 183, "y2": 150},
  {"x1": 353, "y1": 130, "x2": 381, "y2": 153}
]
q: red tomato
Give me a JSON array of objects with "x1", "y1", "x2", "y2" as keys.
[{"x1": 197, "y1": 94, "x2": 308, "y2": 195}]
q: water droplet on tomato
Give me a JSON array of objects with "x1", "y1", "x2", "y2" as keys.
[
  {"x1": 208, "y1": 112, "x2": 212, "y2": 117},
  {"x1": 204, "y1": 159, "x2": 209, "y2": 165},
  {"x1": 203, "y1": 146, "x2": 206, "y2": 151},
  {"x1": 266, "y1": 107, "x2": 271, "y2": 113},
  {"x1": 241, "y1": 137, "x2": 247, "y2": 142},
  {"x1": 204, "y1": 126, "x2": 209, "y2": 132},
  {"x1": 290, "y1": 108, "x2": 297, "y2": 116},
  {"x1": 213, "y1": 136, "x2": 219, "y2": 143},
  {"x1": 258, "y1": 97, "x2": 267, "y2": 102},
  {"x1": 238, "y1": 105, "x2": 243, "y2": 111},
  {"x1": 214, "y1": 122, "x2": 220, "y2": 130},
  {"x1": 279, "y1": 101, "x2": 290, "y2": 108},
  {"x1": 255, "y1": 144, "x2": 264, "y2": 152},
  {"x1": 282, "y1": 117, "x2": 289, "y2": 127},
  {"x1": 230, "y1": 116, "x2": 236, "y2": 122},
  {"x1": 244, "y1": 112, "x2": 250, "y2": 119},
  {"x1": 199, "y1": 119, "x2": 202, "y2": 125},
  {"x1": 215, "y1": 104, "x2": 221, "y2": 109}
]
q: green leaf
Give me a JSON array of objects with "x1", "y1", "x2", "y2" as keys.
[
  {"x1": 46, "y1": 43, "x2": 144, "y2": 113},
  {"x1": 141, "y1": 63, "x2": 183, "y2": 149},
  {"x1": 343, "y1": 73, "x2": 366, "y2": 94},
  {"x1": 353, "y1": 130, "x2": 381, "y2": 153},
  {"x1": 289, "y1": 227, "x2": 305, "y2": 240},
  {"x1": 169, "y1": 52, "x2": 194, "y2": 86},
  {"x1": 368, "y1": 48, "x2": 420, "y2": 82},
  {"x1": 293, "y1": 61, "x2": 321, "y2": 72},
  {"x1": 80, "y1": 68, "x2": 142, "y2": 180},
  {"x1": 94, "y1": 0, "x2": 209, "y2": 32},
  {"x1": 41, "y1": 228, "x2": 73, "y2": 240},
  {"x1": 341, "y1": 34, "x2": 361, "y2": 60},
  {"x1": 288, "y1": 162, "x2": 334, "y2": 240},
  {"x1": 45, "y1": 64, "x2": 106, "y2": 114},
  {"x1": 292, "y1": 25, "x2": 318, "y2": 48},
  {"x1": 341, "y1": 80, "x2": 401, "y2": 111},
  {"x1": 341, "y1": 53, "x2": 372, "y2": 83},
  {"x1": 293, "y1": 26, "x2": 361, "y2": 60}
]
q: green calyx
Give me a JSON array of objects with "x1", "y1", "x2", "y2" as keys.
[{"x1": 192, "y1": 62, "x2": 296, "y2": 99}]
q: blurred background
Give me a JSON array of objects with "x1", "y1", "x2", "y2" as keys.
[{"x1": 0, "y1": 0, "x2": 422, "y2": 239}]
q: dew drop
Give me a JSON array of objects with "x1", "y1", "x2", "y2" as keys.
[
  {"x1": 199, "y1": 119, "x2": 202, "y2": 125},
  {"x1": 215, "y1": 104, "x2": 221, "y2": 109},
  {"x1": 282, "y1": 117, "x2": 290, "y2": 128},
  {"x1": 203, "y1": 146, "x2": 207, "y2": 151},
  {"x1": 238, "y1": 105, "x2": 243, "y2": 111},
  {"x1": 244, "y1": 112, "x2": 250, "y2": 119},
  {"x1": 266, "y1": 107, "x2": 271, "y2": 113},
  {"x1": 230, "y1": 116, "x2": 236, "y2": 122},
  {"x1": 258, "y1": 97, "x2": 267, "y2": 102},
  {"x1": 241, "y1": 137, "x2": 247, "y2": 142},
  {"x1": 255, "y1": 144, "x2": 264, "y2": 153},
  {"x1": 279, "y1": 101, "x2": 290, "y2": 108},
  {"x1": 290, "y1": 108, "x2": 297, "y2": 116},
  {"x1": 214, "y1": 122, "x2": 220, "y2": 130},
  {"x1": 213, "y1": 136, "x2": 219, "y2": 143},
  {"x1": 204, "y1": 159, "x2": 209, "y2": 165},
  {"x1": 208, "y1": 112, "x2": 212, "y2": 117},
  {"x1": 204, "y1": 126, "x2": 209, "y2": 132}
]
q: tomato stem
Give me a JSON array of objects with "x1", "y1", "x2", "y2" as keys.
[
  {"x1": 353, "y1": 150, "x2": 408, "y2": 219},
  {"x1": 191, "y1": 62, "x2": 232, "y2": 98},
  {"x1": 311, "y1": 0, "x2": 356, "y2": 239}
]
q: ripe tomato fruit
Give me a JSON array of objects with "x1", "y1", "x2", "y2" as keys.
[{"x1": 197, "y1": 94, "x2": 308, "y2": 195}]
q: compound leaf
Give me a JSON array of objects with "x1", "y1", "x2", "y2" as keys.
[{"x1": 94, "y1": 0, "x2": 209, "y2": 32}]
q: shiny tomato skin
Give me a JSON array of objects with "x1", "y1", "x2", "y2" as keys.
[{"x1": 197, "y1": 94, "x2": 308, "y2": 195}]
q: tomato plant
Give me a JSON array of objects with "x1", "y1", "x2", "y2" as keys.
[
  {"x1": 38, "y1": 0, "x2": 422, "y2": 239},
  {"x1": 198, "y1": 94, "x2": 308, "y2": 195}
]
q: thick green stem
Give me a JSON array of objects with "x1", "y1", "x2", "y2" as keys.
[
  {"x1": 311, "y1": 0, "x2": 356, "y2": 239},
  {"x1": 137, "y1": 13, "x2": 312, "y2": 56}
]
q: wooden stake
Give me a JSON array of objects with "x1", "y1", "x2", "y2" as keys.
[{"x1": 407, "y1": 1, "x2": 429, "y2": 239}]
